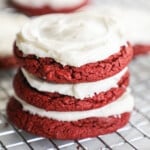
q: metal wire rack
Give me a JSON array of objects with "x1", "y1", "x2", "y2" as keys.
[{"x1": 0, "y1": 55, "x2": 150, "y2": 150}]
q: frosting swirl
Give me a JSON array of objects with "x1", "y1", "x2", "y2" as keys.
[{"x1": 16, "y1": 12, "x2": 126, "y2": 67}]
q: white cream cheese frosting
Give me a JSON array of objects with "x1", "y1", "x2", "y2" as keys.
[
  {"x1": 0, "y1": 12, "x2": 29, "y2": 56},
  {"x1": 12, "y1": 0, "x2": 85, "y2": 9},
  {"x1": 22, "y1": 68, "x2": 127, "y2": 99},
  {"x1": 16, "y1": 12, "x2": 126, "y2": 67},
  {"x1": 14, "y1": 90, "x2": 134, "y2": 121},
  {"x1": 83, "y1": 6, "x2": 150, "y2": 45},
  {"x1": 116, "y1": 8, "x2": 150, "y2": 45}
]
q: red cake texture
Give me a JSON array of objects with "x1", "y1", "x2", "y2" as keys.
[
  {"x1": 0, "y1": 56, "x2": 17, "y2": 69},
  {"x1": 14, "y1": 43, "x2": 133, "y2": 83},
  {"x1": 14, "y1": 70, "x2": 129, "y2": 111},
  {"x1": 133, "y1": 44, "x2": 150, "y2": 56},
  {"x1": 11, "y1": 0, "x2": 88, "y2": 16},
  {"x1": 7, "y1": 98, "x2": 130, "y2": 140}
]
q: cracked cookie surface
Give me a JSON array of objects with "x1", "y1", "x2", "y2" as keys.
[{"x1": 14, "y1": 44, "x2": 133, "y2": 83}]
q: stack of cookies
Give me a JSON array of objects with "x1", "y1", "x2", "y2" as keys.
[{"x1": 7, "y1": 12, "x2": 134, "y2": 140}]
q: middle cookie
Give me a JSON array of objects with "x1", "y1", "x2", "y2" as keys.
[{"x1": 14, "y1": 67, "x2": 129, "y2": 111}]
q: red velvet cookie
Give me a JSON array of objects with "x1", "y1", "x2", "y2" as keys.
[
  {"x1": 133, "y1": 44, "x2": 150, "y2": 56},
  {"x1": 14, "y1": 70, "x2": 129, "y2": 111},
  {"x1": 14, "y1": 43, "x2": 133, "y2": 83},
  {"x1": 0, "y1": 56, "x2": 17, "y2": 69},
  {"x1": 7, "y1": 98, "x2": 130, "y2": 140},
  {"x1": 11, "y1": 0, "x2": 88, "y2": 16}
]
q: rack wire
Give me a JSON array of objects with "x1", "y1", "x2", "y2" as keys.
[{"x1": 0, "y1": 55, "x2": 150, "y2": 150}]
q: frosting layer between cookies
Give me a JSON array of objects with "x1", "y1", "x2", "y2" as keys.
[
  {"x1": 16, "y1": 12, "x2": 126, "y2": 67},
  {"x1": 22, "y1": 67, "x2": 127, "y2": 99},
  {"x1": 14, "y1": 90, "x2": 134, "y2": 121}
]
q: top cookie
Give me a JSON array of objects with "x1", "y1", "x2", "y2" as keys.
[{"x1": 15, "y1": 12, "x2": 133, "y2": 83}]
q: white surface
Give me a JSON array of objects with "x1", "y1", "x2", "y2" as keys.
[
  {"x1": 82, "y1": 6, "x2": 150, "y2": 45},
  {"x1": 115, "y1": 8, "x2": 150, "y2": 45},
  {"x1": 22, "y1": 68, "x2": 127, "y2": 99},
  {"x1": 12, "y1": 0, "x2": 85, "y2": 9},
  {"x1": 14, "y1": 90, "x2": 134, "y2": 121},
  {"x1": 0, "y1": 12, "x2": 29, "y2": 56},
  {"x1": 16, "y1": 12, "x2": 126, "y2": 67}
]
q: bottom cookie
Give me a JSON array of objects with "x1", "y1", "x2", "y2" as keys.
[
  {"x1": 7, "y1": 98, "x2": 131, "y2": 140},
  {"x1": 0, "y1": 56, "x2": 17, "y2": 69},
  {"x1": 133, "y1": 44, "x2": 150, "y2": 56}
]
